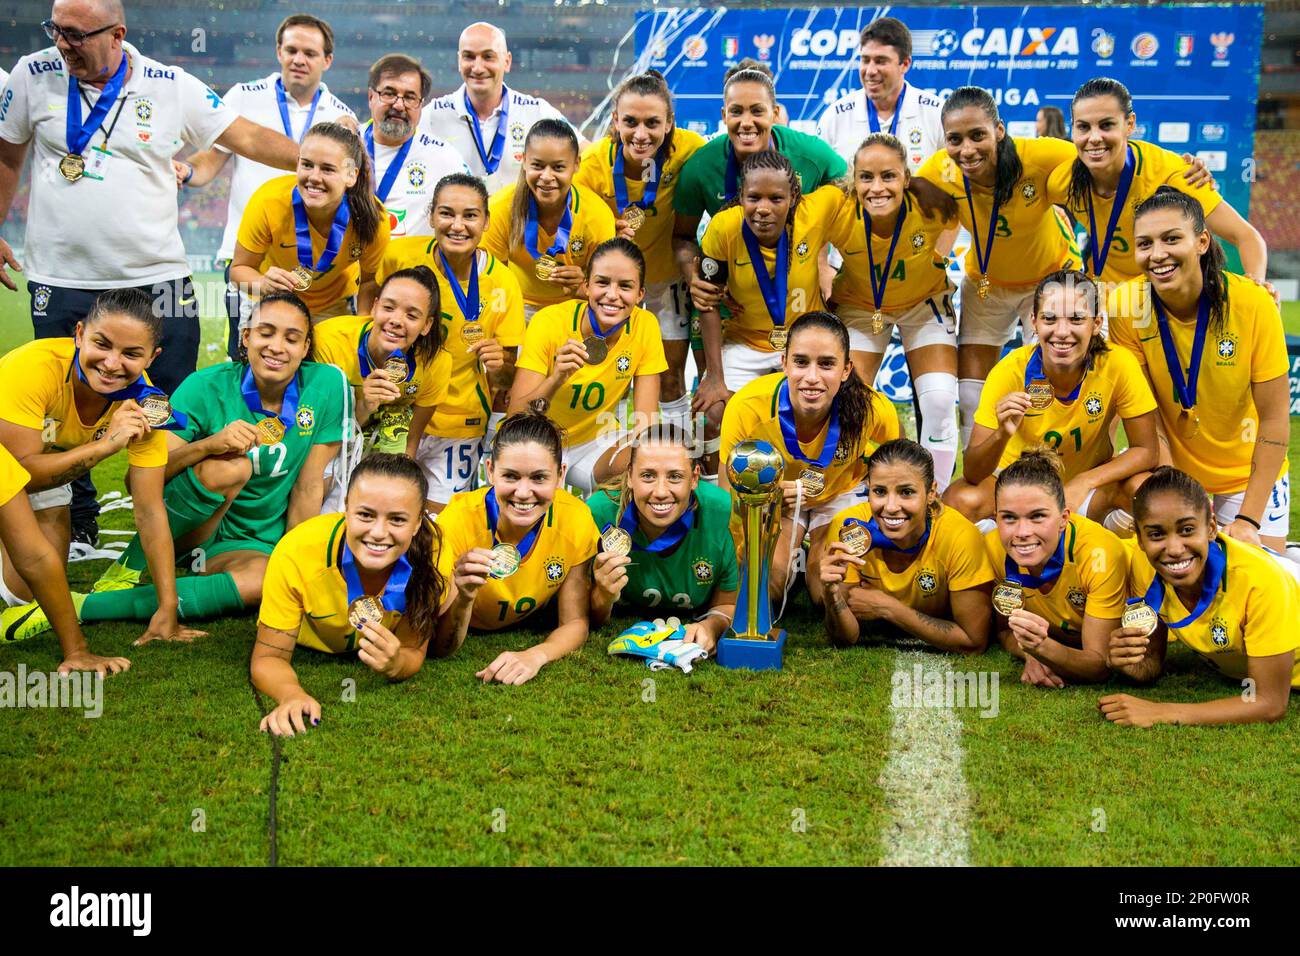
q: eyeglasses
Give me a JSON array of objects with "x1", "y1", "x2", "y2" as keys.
[
  {"x1": 42, "y1": 19, "x2": 118, "y2": 48},
  {"x1": 372, "y1": 88, "x2": 423, "y2": 109}
]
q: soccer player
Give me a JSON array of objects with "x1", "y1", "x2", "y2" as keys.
[
  {"x1": 821, "y1": 440, "x2": 994, "y2": 653},
  {"x1": 378, "y1": 174, "x2": 526, "y2": 512},
  {"x1": 232, "y1": 122, "x2": 390, "y2": 320},
  {"x1": 946, "y1": 269, "x2": 1159, "y2": 526},
  {"x1": 832, "y1": 133, "x2": 960, "y2": 486},
  {"x1": 983, "y1": 449, "x2": 1128, "y2": 688},
  {"x1": 1036, "y1": 107, "x2": 1067, "y2": 141},
  {"x1": 433, "y1": 411, "x2": 600, "y2": 685},
  {"x1": 421, "y1": 22, "x2": 574, "y2": 195},
  {"x1": 1048, "y1": 77, "x2": 1265, "y2": 288},
  {"x1": 574, "y1": 70, "x2": 706, "y2": 432},
  {"x1": 482, "y1": 118, "x2": 617, "y2": 320},
  {"x1": 253, "y1": 454, "x2": 453, "y2": 736},
  {"x1": 1102, "y1": 467, "x2": 1297, "y2": 726},
  {"x1": 719, "y1": 312, "x2": 899, "y2": 607},
  {"x1": 0, "y1": 289, "x2": 187, "y2": 651},
  {"x1": 1107, "y1": 188, "x2": 1290, "y2": 553},
  {"x1": 509, "y1": 239, "x2": 667, "y2": 494},
  {"x1": 586, "y1": 425, "x2": 738, "y2": 653}
]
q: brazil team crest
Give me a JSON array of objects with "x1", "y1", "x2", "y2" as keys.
[
  {"x1": 296, "y1": 406, "x2": 315, "y2": 433},
  {"x1": 916, "y1": 569, "x2": 939, "y2": 594},
  {"x1": 134, "y1": 99, "x2": 153, "y2": 122},
  {"x1": 1216, "y1": 332, "x2": 1238, "y2": 363},
  {"x1": 1067, "y1": 588, "x2": 1087, "y2": 611},
  {"x1": 796, "y1": 241, "x2": 809, "y2": 257},
  {"x1": 693, "y1": 558, "x2": 714, "y2": 584},
  {"x1": 909, "y1": 129, "x2": 922, "y2": 145},
  {"x1": 1084, "y1": 391, "x2": 1104, "y2": 421},
  {"x1": 1020, "y1": 181, "x2": 1037, "y2": 202},
  {"x1": 1210, "y1": 617, "x2": 1230, "y2": 647},
  {"x1": 544, "y1": 556, "x2": 566, "y2": 583},
  {"x1": 33, "y1": 286, "x2": 52, "y2": 314},
  {"x1": 570, "y1": 237, "x2": 585, "y2": 256},
  {"x1": 615, "y1": 353, "x2": 631, "y2": 375},
  {"x1": 911, "y1": 231, "x2": 925, "y2": 250},
  {"x1": 407, "y1": 163, "x2": 426, "y2": 188}
]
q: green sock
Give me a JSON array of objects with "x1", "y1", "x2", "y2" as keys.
[{"x1": 80, "y1": 573, "x2": 245, "y2": 622}]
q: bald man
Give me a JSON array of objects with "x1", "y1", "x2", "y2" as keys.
[{"x1": 420, "y1": 22, "x2": 577, "y2": 194}]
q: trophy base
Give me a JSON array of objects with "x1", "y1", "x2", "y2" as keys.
[{"x1": 716, "y1": 630, "x2": 786, "y2": 671}]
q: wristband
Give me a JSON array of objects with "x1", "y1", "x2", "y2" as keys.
[
  {"x1": 1236, "y1": 514, "x2": 1261, "y2": 531},
  {"x1": 181, "y1": 162, "x2": 194, "y2": 186}
]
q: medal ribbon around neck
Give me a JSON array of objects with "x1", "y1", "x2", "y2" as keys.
[
  {"x1": 722, "y1": 135, "x2": 773, "y2": 203},
  {"x1": 364, "y1": 124, "x2": 414, "y2": 204},
  {"x1": 484, "y1": 488, "x2": 545, "y2": 562},
  {"x1": 240, "y1": 364, "x2": 300, "y2": 432},
  {"x1": 524, "y1": 191, "x2": 574, "y2": 262},
  {"x1": 962, "y1": 172, "x2": 1000, "y2": 284},
  {"x1": 358, "y1": 327, "x2": 414, "y2": 382},
  {"x1": 866, "y1": 82, "x2": 906, "y2": 136},
  {"x1": 741, "y1": 221, "x2": 790, "y2": 331},
  {"x1": 776, "y1": 378, "x2": 840, "y2": 469},
  {"x1": 65, "y1": 53, "x2": 128, "y2": 159},
  {"x1": 1151, "y1": 289, "x2": 1211, "y2": 414},
  {"x1": 437, "y1": 248, "x2": 480, "y2": 324},
  {"x1": 1023, "y1": 346, "x2": 1085, "y2": 404},
  {"x1": 464, "y1": 86, "x2": 509, "y2": 175},
  {"x1": 340, "y1": 537, "x2": 411, "y2": 617},
  {"x1": 291, "y1": 186, "x2": 351, "y2": 273},
  {"x1": 1004, "y1": 532, "x2": 1066, "y2": 591},
  {"x1": 274, "y1": 77, "x2": 321, "y2": 142},
  {"x1": 842, "y1": 515, "x2": 932, "y2": 555},
  {"x1": 864, "y1": 201, "x2": 907, "y2": 314},
  {"x1": 1086, "y1": 143, "x2": 1135, "y2": 278},
  {"x1": 1129, "y1": 536, "x2": 1227, "y2": 629},
  {"x1": 612, "y1": 139, "x2": 666, "y2": 215},
  {"x1": 616, "y1": 493, "x2": 696, "y2": 554},
  {"x1": 72, "y1": 349, "x2": 187, "y2": 430},
  {"x1": 583, "y1": 303, "x2": 629, "y2": 348}
]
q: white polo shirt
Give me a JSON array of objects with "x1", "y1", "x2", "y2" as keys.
[
  {"x1": 817, "y1": 82, "x2": 945, "y2": 173},
  {"x1": 368, "y1": 128, "x2": 469, "y2": 238},
  {"x1": 0, "y1": 68, "x2": 8, "y2": 89},
  {"x1": 420, "y1": 84, "x2": 567, "y2": 195},
  {"x1": 214, "y1": 72, "x2": 355, "y2": 260},
  {"x1": 0, "y1": 43, "x2": 237, "y2": 288}
]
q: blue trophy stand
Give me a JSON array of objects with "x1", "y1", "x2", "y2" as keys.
[
  {"x1": 717, "y1": 630, "x2": 787, "y2": 671},
  {"x1": 717, "y1": 520, "x2": 786, "y2": 671}
]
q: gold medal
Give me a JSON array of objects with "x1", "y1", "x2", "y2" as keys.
[
  {"x1": 347, "y1": 595, "x2": 385, "y2": 632},
  {"x1": 460, "y1": 323, "x2": 486, "y2": 348},
  {"x1": 291, "y1": 266, "x2": 314, "y2": 291},
  {"x1": 871, "y1": 310, "x2": 885, "y2": 335},
  {"x1": 798, "y1": 468, "x2": 825, "y2": 497},
  {"x1": 1121, "y1": 602, "x2": 1159, "y2": 637},
  {"x1": 1027, "y1": 380, "x2": 1054, "y2": 411},
  {"x1": 623, "y1": 205, "x2": 645, "y2": 233},
  {"x1": 838, "y1": 523, "x2": 870, "y2": 557},
  {"x1": 383, "y1": 355, "x2": 409, "y2": 384},
  {"x1": 139, "y1": 394, "x2": 172, "y2": 427},
  {"x1": 59, "y1": 152, "x2": 86, "y2": 182},
  {"x1": 489, "y1": 542, "x2": 521, "y2": 579},
  {"x1": 977, "y1": 276, "x2": 991, "y2": 300},
  {"x1": 767, "y1": 327, "x2": 788, "y2": 351},
  {"x1": 601, "y1": 526, "x2": 633, "y2": 556},
  {"x1": 992, "y1": 581, "x2": 1024, "y2": 617},
  {"x1": 535, "y1": 254, "x2": 557, "y2": 280},
  {"x1": 582, "y1": 335, "x2": 609, "y2": 365},
  {"x1": 257, "y1": 417, "x2": 286, "y2": 445},
  {"x1": 1176, "y1": 409, "x2": 1200, "y2": 440}
]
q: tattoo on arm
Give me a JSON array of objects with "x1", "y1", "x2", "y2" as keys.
[
  {"x1": 913, "y1": 611, "x2": 957, "y2": 635},
  {"x1": 1259, "y1": 438, "x2": 1287, "y2": 449}
]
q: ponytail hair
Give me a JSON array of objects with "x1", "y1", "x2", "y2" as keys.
[
  {"x1": 722, "y1": 65, "x2": 777, "y2": 105},
  {"x1": 586, "y1": 236, "x2": 646, "y2": 288},
  {"x1": 1134, "y1": 186, "x2": 1229, "y2": 333},
  {"x1": 608, "y1": 70, "x2": 678, "y2": 162},
  {"x1": 86, "y1": 287, "x2": 163, "y2": 347},
  {"x1": 1031, "y1": 268, "x2": 1109, "y2": 366},
  {"x1": 940, "y1": 87, "x2": 1022, "y2": 209},
  {"x1": 608, "y1": 422, "x2": 699, "y2": 524},
  {"x1": 344, "y1": 453, "x2": 446, "y2": 639},
  {"x1": 1065, "y1": 78, "x2": 1134, "y2": 213},
  {"x1": 995, "y1": 446, "x2": 1066, "y2": 511},
  {"x1": 429, "y1": 171, "x2": 490, "y2": 221},
  {"x1": 1132, "y1": 465, "x2": 1213, "y2": 525},
  {"x1": 491, "y1": 406, "x2": 566, "y2": 466},
  {"x1": 303, "y1": 122, "x2": 385, "y2": 247},
  {"x1": 508, "y1": 118, "x2": 581, "y2": 252},
  {"x1": 785, "y1": 311, "x2": 873, "y2": 460},
  {"x1": 377, "y1": 266, "x2": 443, "y2": 366},
  {"x1": 868, "y1": 438, "x2": 936, "y2": 492}
]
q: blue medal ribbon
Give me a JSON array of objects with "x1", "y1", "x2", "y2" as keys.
[
  {"x1": 1151, "y1": 290, "x2": 1211, "y2": 413},
  {"x1": 1023, "y1": 347, "x2": 1084, "y2": 403},
  {"x1": 1128, "y1": 537, "x2": 1227, "y2": 629},
  {"x1": 866, "y1": 82, "x2": 906, "y2": 136},
  {"x1": 864, "y1": 201, "x2": 907, "y2": 313},
  {"x1": 1085, "y1": 143, "x2": 1135, "y2": 278},
  {"x1": 72, "y1": 348, "x2": 187, "y2": 430},
  {"x1": 582, "y1": 303, "x2": 629, "y2": 347},
  {"x1": 274, "y1": 77, "x2": 320, "y2": 142},
  {"x1": 357, "y1": 327, "x2": 414, "y2": 382},
  {"x1": 484, "y1": 488, "x2": 545, "y2": 562},
  {"x1": 842, "y1": 515, "x2": 931, "y2": 555},
  {"x1": 962, "y1": 173, "x2": 1000, "y2": 282},
  {"x1": 1005, "y1": 532, "x2": 1066, "y2": 590},
  {"x1": 65, "y1": 53, "x2": 128, "y2": 158},
  {"x1": 240, "y1": 364, "x2": 300, "y2": 433},
  {"x1": 612, "y1": 140, "x2": 665, "y2": 216},
  {"x1": 776, "y1": 379, "x2": 839, "y2": 469},
  {"x1": 340, "y1": 539, "x2": 411, "y2": 618},
  {"x1": 290, "y1": 186, "x2": 351, "y2": 273},
  {"x1": 524, "y1": 191, "x2": 574, "y2": 262},
  {"x1": 741, "y1": 221, "x2": 790, "y2": 332},
  {"x1": 613, "y1": 494, "x2": 696, "y2": 554},
  {"x1": 437, "y1": 248, "x2": 480, "y2": 324},
  {"x1": 364, "y1": 124, "x2": 414, "y2": 204},
  {"x1": 463, "y1": 86, "x2": 509, "y2": 175},
  {"x1": 722, "y1": 134, "x2": 773, "y2": 203}
]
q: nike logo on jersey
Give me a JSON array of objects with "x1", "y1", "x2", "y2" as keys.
[
  {"x1": 305, "y1": 612, "x2": 334, "y2": 620},
  {"x1": 1138, "y1": 333, "x2": 1160, "y2": 342}
]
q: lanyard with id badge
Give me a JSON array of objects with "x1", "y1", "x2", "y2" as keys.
[{"x1": 76, "y1": 91, "x2": 128, "y2": 183}]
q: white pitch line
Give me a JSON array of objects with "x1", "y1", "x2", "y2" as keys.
[{"x1": 878, "y1": 649, "x2": 972, "y2": 867}]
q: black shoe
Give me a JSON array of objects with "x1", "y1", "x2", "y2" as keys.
[{"x1": 70, "y1": 517, "x2": 99, "y2": 547}]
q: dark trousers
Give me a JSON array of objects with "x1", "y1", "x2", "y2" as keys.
[{"x1": 223, "y1": 262, "x2": 243, "y2": 362}]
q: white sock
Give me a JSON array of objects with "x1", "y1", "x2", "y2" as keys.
[
  {"x1": 958, "y1": 378, "x2": 984, "y2": 452},
  {"x1": 1103, "y1": 508, "x2": 1135, "y2": 537},
  {"x1": 659, "y1": 395, "x2": 692, "y2": 432},
  {"x1": 700, "y1": 473, "x2": 719, "y2": 486},
  {"x1": 913, "y1": 372, "x2": 959, "y2": 491}
]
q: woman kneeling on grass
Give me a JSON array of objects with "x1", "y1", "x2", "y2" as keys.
[
  {"x1": 434, "y1": 411, "x2": 599, "y2": 685},
  {"x1": 821, "y1": 439, "x2": 994, "y2": 653},
  {"x1": 1101, "y1": 467, "x2": 1298, "y2": 727},
  {"x1": 252, "y1": 454, "x2": 451, "y2": 736}
]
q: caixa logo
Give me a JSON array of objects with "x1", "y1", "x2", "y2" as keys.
[{"x1": 915, "y1": 26, "x2": 1079, "y2": 58}]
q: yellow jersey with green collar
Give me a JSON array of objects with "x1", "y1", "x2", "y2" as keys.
[
  {"x1": 0, "y1": 443, "x2": 32, "y2": 508},
  {"x1": 0, "y1": 338, "x2": 167, "y2": 470},
  {"x1": 1126, "y1": 535, "x2": 1300, "y2": 688},
  {"x1": 974, "y1": 344, "x2": 1157, "y2": 476},
  {"x1": 699, "y1": 184, "x2": 845, "y2": 352},
  {"x1": 826, "y1": 503, "x2": 995, "y2": 616},
  {"x1": 236, "y1": 175, "x2": 390, "y2": 313},
  {"x1": 434, "y1": 486, "x2": 600, "y2": 631},
  {"x1": 515, "y1": 301, "x2": 667, "y2": 447},
  {"x1": 914, "y1": 137, "x2": 1080, "y2": 288},
  {"x1": 573, "y1": 130, "x2": 707, "y2": 285},
  {"x1": 377, "y1": 241, "x2": 527, "y2": 440},
  {"x1": 1046, "y1": 139, "x2": 1222, "y2": 286},
  {"x1": 719, "y1": 372, "x2": 900, "y2": 506},
  {"x1": 482, "y1": 183, "x2": 617, "y2": 309},
  {"x1": 1107, "y1": 272, "x2": 1288, "y2": 495},
  {"x1": 983, "y1": 513, "x2": 1129, "y2": 640},
  {"x1": 829, "y1": 189, "x2": 956, "y2": 313},
  {"x1": 258, "y1": 513, "x2": 453, "y2": 655}
]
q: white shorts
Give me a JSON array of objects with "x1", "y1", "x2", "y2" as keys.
[
  {"x1": 957, "y1": 277, "x2": 1037, "y2": 348},
  {"x1": 840, "y1": 285, "x2": 958, "y2": 355},
  {"x1": 643, "y1": 280, "x2": 691, "y2": 342},
  {"x1": 1213, "y1": 473, "x2": 1290, "y2": 539},
  {"x1": 28, "y1": 483, "x2": 72, "y2": 511},
  {"x1": 417, "y1": 434, "x2": 484, "y2": 505},
  {"x1": 722, "y1": 340, "x2": 784, "y2": 393},
  {"x1": 524, "y1": 302, "x2": 542, "y2": 324},
  {"x1": 563, "y1": 433, "x2": 619, "y2": 495},
  {"x1": 792, "y1": 487, "x2": 868, "y2": 537}
]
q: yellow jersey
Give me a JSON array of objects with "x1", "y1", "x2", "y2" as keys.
[
  {"x1": 984, "y1": 513, "x2": 1129, "y2": 640},
  {"x1": 974, "y1": 344, "x2": 1157, "y2": 476},
  {"x1": 826, "y1": 503, "x2": 995, "y2": 617},
  {"x1": 434, "y1": 486, "x2": 599, "y2": 632},
  {"x1": 1107, "y1": 272, "x2": 1289, "y2": 495},
  {"x1": 258, "y1": 512, "x2": 453, "y2": 655},
  {"x1": 236, "y1": 175, "x2": 391, "y2": 313},
  {"x1": 0, "y1": 339, "x2": 167, "y2": 470},
  {"x1": 830, "y1": 189, "x2": 955, "y2": 313},
  {"x1": 0, "y1": 443, "x2": 32, "y2": 508},
  {"x1": 515, "y1": 301, "x2": 667, "y2": 447},
  {"x1": 700, "y1": 184, "x2": 845, "y2": 352},
  {"x1": 914, "y1": 137, "x2": 1081, "y2": 288},
  {"x1": 377, "y1": 241, "x2": 527, "y2": 440},
  {"x1": 720, "y1": 372, "x2": 900, "y2": 505},
  {"x1": 1127, "y1": 535, "x2": 1300, "y2": 688},
  {"x1": 1046, "y1": 139, "x2": 1222, "y2": 286},
  {"x1": 482, "y1": 183, "x2": 617, "y2": 309},
  {"x1": 573, "y1": 130, "x2": 707, "y2": 285}
]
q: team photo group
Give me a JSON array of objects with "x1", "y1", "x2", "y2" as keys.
[{"x1": 0, "y1": 0, "x2": 1294, "y2": 755}]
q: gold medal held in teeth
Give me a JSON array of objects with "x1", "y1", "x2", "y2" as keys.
[
  {"x1": 489, "y1": 542, "x2": 521, "y2": 579},
  {"x1": 347, "y1": 595, "x2": 385, "y2": 632},
  {"x1": 977, "y1": 276, "x2": 991, "y2": 300},
  {"x1": 601, "y1": 526, "x2": 633, "y2": 557},
  {"x1": 139, "y1": 394, "x2": 172, "y2": 427},
  {"x1": 992, "y1": 582, "x2": 1024, "y2": 617},
  {"x1": 383, "y1": 356, "x2": 409, "y2": 384},
  {"x1": 535, "y1": 254, "x2": 557, "y2": 280},
  {"x1": 1027, "y1": 380, "x2": 1054, "y2": 411},
  {"x1": 460, "y1": 323, "x2": 486, "y2": 348},
  {"x1": 838, "y1": 523, "x2": 870, "y2": 557},
  {"x1": 291, "y1": 266, "x2": 313, "y2": 291},
  {"x1": 1121, "y1": 601, "x2": 1159, "y2": 637},
  {"x1": 798, "y1": 468, "x2": 825, "y2": 497},
  {"x1": 582, "y1": 335, "x2": 608, "y2": 365},
  {"x1": 257, "y1": 417, "x2": 286, "y2": 445},
  {"x1": 767, "y1": 327, "x2": 788, "y2": 351},
  {"x1": 623, "y1": 205, "x2": 645, "y2": 233},
  {"x1": 871, "y1": 310, "x2": 885, "y2": 335},
  {"x1": 59, "y1": 152, "x2": 86, "y2": 182}
]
